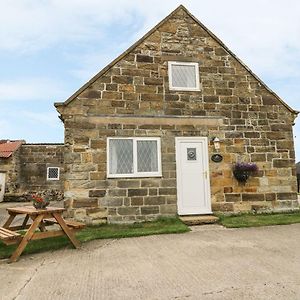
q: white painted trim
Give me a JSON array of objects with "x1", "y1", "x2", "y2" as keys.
[
  {"x1": 175, "y1": 137, "x2": 212, "y2": 215},
  {"x1": 133, "y1": 138, "x2": 138, "y2": 175},
  {"x1": 0, "y1": 172, "x2": 6, "y2": 203},
  {"x1": 168, "y1": 61, "x2": 200, "y2": 91},
  {"x1": 47, "y1": 167, "x2": 60, "y2": 181},
  {"x1": 107, "y1": 137, "x2": 162, "y2": 178}
]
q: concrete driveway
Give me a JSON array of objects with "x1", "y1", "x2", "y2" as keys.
[{"x1": 1, "y1": 223, "x2": 300, "y2": 300}]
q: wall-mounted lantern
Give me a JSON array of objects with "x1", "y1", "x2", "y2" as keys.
[
  {"x1": 213, "y1": 137, "x2": 220, "y2": 151},
  {"x1": 211, "y1": 137, "x2": 223, "y2": 163}
]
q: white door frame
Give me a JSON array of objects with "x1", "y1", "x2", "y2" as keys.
[
  {"x1": 175, "y1": 137, "x2": 212, "y2": 215},
  {"x1": 0, "y1": 172, "x2": 6, "y2": 203}
]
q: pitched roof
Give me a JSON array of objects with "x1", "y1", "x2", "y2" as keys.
[
  {"x1": 0, "y1": 141, "x2": 23, "y2": 158},
  {"x1": 54, "y1": 5, "x2": 298, "y2": 116}
]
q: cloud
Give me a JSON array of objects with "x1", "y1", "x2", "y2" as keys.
[
  {"x1": 0, "y1": 0, "x2": 144, "y2": 53},
  {"x1": 0, "y1": 120, "x2": 10, "y2": 137},
  {"x1": 2, "y1": 1, "x2": 299, "y2": 57},
  {"x1": 0, "y1": 78, "x2": 67, "y2": 101},
  {"x1": 1, "y1": 1, "x2": 300, "y2": 83},
  {"x1": 0, "y1": 109, "x2": 63, "y2": 142},
  {"x1": 0, "y1": 0, "x2": 299, "y2": 156},
  {"x1": 20, "y1": 111, "x2": 62, "y2": 128},
  {"x1": 270, "y1": 78, "x2": 300, "y2": 110},
  {"x1": 69, "y1": 52, "x2": 118, "y2": 81}
]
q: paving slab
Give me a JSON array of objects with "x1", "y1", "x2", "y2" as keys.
[{"x1": 0, "y1": 223, "x2": 300, "y2": 299}]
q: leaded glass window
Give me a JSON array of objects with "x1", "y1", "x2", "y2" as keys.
[
  {"x1": 109, "y1": 139, "x2": 133, "y2": 174},
  {"x1": 107, "y1": 138, "x2": 161, "y2": 178},
  {"x1": 137, "y1": 140, "x2": 158, "y2": 172},
  {"x1": 168, "y1": 61, "x2": 200, "y2": 91}
]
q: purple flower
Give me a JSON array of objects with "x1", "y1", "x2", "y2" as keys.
[{"x1": 233, "y1": 162, "x2": 258, "y2": 172}]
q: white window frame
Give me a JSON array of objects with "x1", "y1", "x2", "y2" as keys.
[
  {"x1": 168, "y1": 61, "x2": 200, "y2": 91},
  {"x1": 107, "y1": 137, "x2": 162, "y2": 178},
  {"x1": 47, "y1": 167, "x2": 60, "y2": 181}
]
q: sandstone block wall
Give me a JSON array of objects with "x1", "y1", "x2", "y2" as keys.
[
  {"x1": 19, "y1": 144, "x2": 64, "y2": 200},
  {"x1": 56, "y1": 7, "x2": 298, "y2": 223},
  {"x1": 0, "y1": 144, "x2": 64, "y2": 201},
  {"x1": 63, "y1": 119, "x2": 222, "y2": 223}
]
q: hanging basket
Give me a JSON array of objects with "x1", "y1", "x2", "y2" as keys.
[{"x1": 233, "y1": 162, "x2": 258, "y2": 183}]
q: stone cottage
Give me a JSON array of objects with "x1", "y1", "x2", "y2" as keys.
[
  {"x1": 55, "y1": 5, "x2": 298, "y2": 223},
  {"x1": 0, "y1": 140, "x2": 64, "y2": 202}
]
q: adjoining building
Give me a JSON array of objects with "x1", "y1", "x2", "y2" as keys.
[{"x1": 0, "y1": 140, "x2": 64, "y2": 202}]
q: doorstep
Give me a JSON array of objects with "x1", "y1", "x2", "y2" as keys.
[{"x1": 179, "y1": 215, "x2": 219, "y2": 226}]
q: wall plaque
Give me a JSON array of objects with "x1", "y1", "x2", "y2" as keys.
[{"x1": 211, "y1": 154, "x2": 223, "y2": 163}]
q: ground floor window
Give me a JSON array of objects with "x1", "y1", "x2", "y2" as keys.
[{"x1": 107, "y1": 137, "x2": 161, "y2": 178}]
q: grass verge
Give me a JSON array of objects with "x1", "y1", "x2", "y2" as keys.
[
  {"x1": 0, "y1": 217, "x2": 189, "y2": 259},
  {"x1": 218, "y1": 211, "x2": 300, "y2": 228}
]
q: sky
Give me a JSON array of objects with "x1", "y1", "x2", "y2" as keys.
[{"x1": 0, "y1": 0, "x2": 299, "y2": 160}]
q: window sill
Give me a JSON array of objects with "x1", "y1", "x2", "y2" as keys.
[
  {"x1": 169, "y1": 87, "x2": 200, "y2": 92},
  {"x1": 107, "y1": 173, "x2": 162, "y2": 179}
]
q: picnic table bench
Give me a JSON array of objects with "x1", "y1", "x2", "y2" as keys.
[
  {"x1": 0, "y1": 206, "x2": 85, "y2": 262},
  {"x1": 43, "y1": 218, "x2": 85, "y2": 229},
  {"x1": 0, "y1": 227, "x2": 22, "y2": 245}
]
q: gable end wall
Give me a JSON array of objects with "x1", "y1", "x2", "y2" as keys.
[{"x1": 58, "y1": 8, "x2": 298, "y2": 223}]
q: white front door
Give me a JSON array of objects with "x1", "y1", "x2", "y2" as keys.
[
  {"x1": 176, "y1": 137, "x2": 211, "y2": 215},
  {"x1": 0, "y1": 173, "x2": 6, "y2": 202}
]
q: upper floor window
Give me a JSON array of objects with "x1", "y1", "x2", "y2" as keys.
[
  {"x1": 107, "y1": 137, "x2": 162, "y2": 178},
  {"x1": 168, "y1": 61, "x2": 200, "y2": 91},
  {"x1": 47, "y1": 167, "x2": 60, "y2": 180}
]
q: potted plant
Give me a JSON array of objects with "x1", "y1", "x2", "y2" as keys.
[
  {"x1": 32, "y1": 194, "x2": 50, "y2": 209},
  {"x1": 233, "y1": 162, "x2": 258, "y2": 183}
]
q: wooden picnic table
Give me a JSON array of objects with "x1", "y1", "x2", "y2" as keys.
[{"x1": 0, "y1": 206, "x2": 84, "y2": 262}]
